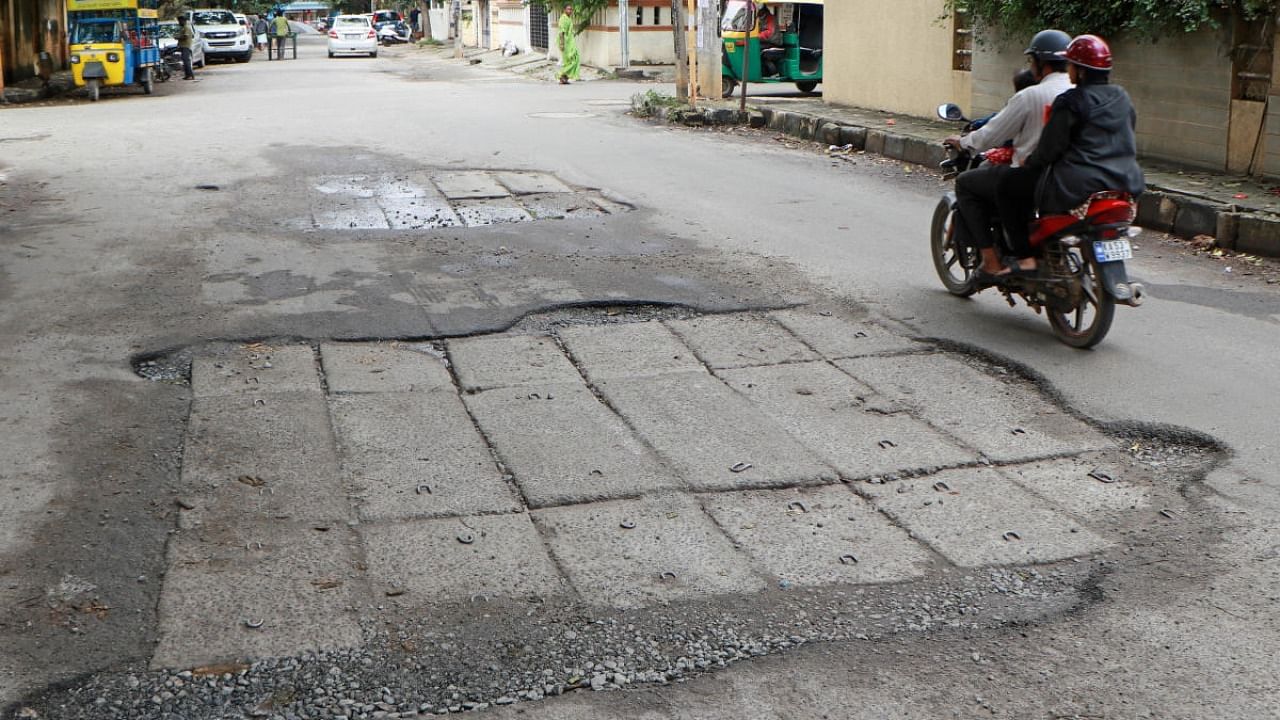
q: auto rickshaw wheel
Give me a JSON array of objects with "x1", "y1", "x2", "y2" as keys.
[
  {"x1": 722, "y1": 76, "x2": 738, "y2": 99},
  {"x1": 142, "y1": 68, "x2": 154, "y2": 95},
  {"x1": 796, "y1": 81, "x2": 818, "y2": 93},
  {"x1": 86, "y1": 79, "x2": 100, "y2": 102}
]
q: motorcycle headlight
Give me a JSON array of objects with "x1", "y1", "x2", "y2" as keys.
[
  {"x1": 70, "y1": 54, "x2": 81, "y2": 64},
  {"x1": 107, "y1": 52, "x2": 120, "y2": 62}
]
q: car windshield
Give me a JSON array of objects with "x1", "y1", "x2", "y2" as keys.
[
  {"x1": 192, "y1": 11, "x2": 235, "y2": 25},
  {"x1": 72, "y1": 21, "x2": 121, "y2": 44},
  {"x1": 156, "y1": 23, "x2": 180, "y2": 39},
  {"x1": 335, "y1": 17, "x2": 369, "y2": 27}
]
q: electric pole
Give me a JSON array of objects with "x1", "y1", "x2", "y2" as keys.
[
  {"x1": 453, "y1": 0, "x2": 463, "y2": 59},
  {"x1": 695, "y1": 0, "x2": 721, "y2": 101},
  {"x1": 671, "y1": 0, "x2": 688, "y2": 102}
]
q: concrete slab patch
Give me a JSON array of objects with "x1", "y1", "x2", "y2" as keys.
[
  {"x1": 862, "y1": 468, "x2": 1111, "y2": 567},
  {"x1": 533, "y1": 495, "x2": 766, "y2": 608},
  {"x1": 719, "y1": 362, "x2": 976, "y2": 479},
  {"x1": 558, "y1": 322, "x2": 705, "y2": 382},
  {"x1": 454, "y1": 198, "x2": 535, "y2": 227},
  {"x1": 191, "y1": 344, "x2": 321, "y2": 398},
  {"x1": 330, "y1": 391, "x2": 520, "y2": 521},
  {"x1": 152, "y1": 526, "x2": 364, "y2": 669},
  {"x1": 361, "y1": 514, "x2": 565, "y2": 603},
  {"x1": 180, "y1": 392, "x2": 349, "y2": 526},
  {"x1": 320, "y1": 342, "x2": 455, "y2": 394},
  {"x1": 702, "y1": 485, "x2": 935, "y2": 585},
  {"x1": 432, "y1": 171, "x2": 511, "y2": 200},
  {"x1": 464, "y1": 382, "x2": 678, "y2": 508},
  {"x1": 1000, "y1": 457, "x2": 1152, "y2": 516},
  {"x1": 381, "y1": 196, "x2": 461, "y2": 229},
  {"x1": 448, "y1": 333, "x2": 581, "y2": 391},
  {"x1": 666, "y1": 314, "x2": 820, "y2": 369},
  {"x1": 312, "y1": 197, "x2": 391, "y2": 230},
  {"x1": 595, "y1": 372, "x2": 836, "y2": 491},
  {"x1": 770, "y1": 309, "x2": 923, "y2": 358},
  {"x1": 519, "y1": 193, "x2": 607, "y2": 220},
  {"x1": 496, "y1": 171, "x2": 573, "y2": 195},
  {"x1": 837, "y1": 354, "x2": 1111, "y2": 463}
]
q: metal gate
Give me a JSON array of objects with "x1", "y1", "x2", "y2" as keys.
[{"x1": 529, "y1": 2, "x2": 549, "y2": 51}]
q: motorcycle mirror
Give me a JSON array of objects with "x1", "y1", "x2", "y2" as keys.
[{"x1": 937, "y1": 103, "x2": 966, "y2": 122}]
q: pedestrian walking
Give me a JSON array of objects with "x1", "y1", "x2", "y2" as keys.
[
  {"x1": 253, "y1": 15, "x2": 269, "y2": 51},
  {"x1": 176, "y1": 14, "x2": 196, "y2": 80},
  {"x1": 557, "y1": 4, "x2": 580, "y2": 84},
  {"x1": 271, "y1": 13, "x2": 291, "y2": 60}
]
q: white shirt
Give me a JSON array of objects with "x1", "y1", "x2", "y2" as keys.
[{"x1": 961, "y1": 72, "x2": 1073, "y2": 167}]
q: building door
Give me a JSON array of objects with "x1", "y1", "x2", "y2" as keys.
[{"x1": 529, "y1": 1, "x2": 548, "y2": 51}]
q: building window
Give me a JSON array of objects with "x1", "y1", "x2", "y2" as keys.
[
  {"x1": 952, "y1": 4, "x2": 973, "y2": 72},
  {"x1": 654, "y1": 6, "x2": 661, "y2": 25}
]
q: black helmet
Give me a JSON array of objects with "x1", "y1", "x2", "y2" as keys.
[{"x1": 1025, "y1": 29, "x2": 1071, "y2": 61}]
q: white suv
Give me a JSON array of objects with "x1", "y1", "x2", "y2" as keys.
[{"x1": 188, "y1": 9, "x2": 253, "y2": 63}]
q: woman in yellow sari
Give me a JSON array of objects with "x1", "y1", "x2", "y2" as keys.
[{"x1": 558, "y1": 4, "x2": 580, "y2": 84}]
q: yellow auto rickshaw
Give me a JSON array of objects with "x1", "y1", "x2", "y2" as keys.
[
  {"x1": 721, "y1": 0, "x2": 823, "y2": 97},
  {"x1": 68, "y1": 0, "x2": 162, "y2": 101}
]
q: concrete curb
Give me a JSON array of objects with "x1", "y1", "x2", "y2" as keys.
[{"x1": 649, "y1": 102, "x2": 1280, "y2": 257}]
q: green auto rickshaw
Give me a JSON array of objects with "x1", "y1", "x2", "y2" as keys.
[{"x1": 721, "y1": 0, "x2": 823, "y2": 97}]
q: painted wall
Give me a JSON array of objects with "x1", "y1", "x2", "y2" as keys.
[
  {"x1": 576, "y1": 1, "x2": 676, "y2": 69},
  {"x1": 824, "y1": 0, "x2": 973, "y2": 118},
  {"x1": 973, "y1": 27, "x2": 1233, "y2": 171}
]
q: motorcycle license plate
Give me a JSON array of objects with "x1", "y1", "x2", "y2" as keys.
[{"x1": 1094, "y1": 239, "x2": 1133, "y2": 263}]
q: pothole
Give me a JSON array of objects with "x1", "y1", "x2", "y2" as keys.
[{"x1": 304, "y1": 170, "x2": 628, "y2": 230}]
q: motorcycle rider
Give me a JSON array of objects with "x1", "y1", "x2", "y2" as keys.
[
  {"x1": 997, "y1": 33, "x2": 1145, "y2": 257},
  {"x1": 943, "y1": 29, "x2": 1073, "y2": 280}
]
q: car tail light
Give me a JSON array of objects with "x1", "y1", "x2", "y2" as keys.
[
  {"x1": 367, "y1": 29, "x2": 376, "y2": 38},
  {"x1": 328, "y1": 29, "x2": 338, "y2": 38}
]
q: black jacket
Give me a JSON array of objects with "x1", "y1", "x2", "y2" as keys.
[{"x1": 1025, "y1": 83, "x2": 1146, "y2": 214}]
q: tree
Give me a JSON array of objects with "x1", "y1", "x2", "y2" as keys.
[{"x1": 949, "y1": 0, "x2": 1279, "y2": 41}]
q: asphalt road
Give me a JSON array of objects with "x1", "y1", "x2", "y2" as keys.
[{"x1": 1, "y1": 36, "x2": 1278, "y2": 717}]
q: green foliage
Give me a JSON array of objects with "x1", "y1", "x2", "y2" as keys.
[
  {"x1": 527, "y1": 0, "x2": 610, "y2": 32},
  {"x1": 950, "y1": 0, "x2": 1278, "y2": 40},
  {"x1": 630, "y1": 89, "x2": 682, "y2": 117}
]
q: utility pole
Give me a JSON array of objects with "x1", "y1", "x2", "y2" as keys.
[
  {"x1": 671, "y1": 0, "x2": 688, "y2": 102},
  {"x1": 686, "y1": 0, "x2": 696, "y2": 105},
  {"x1": 618, "y1": 0, "x2": 629, "y2": 68},
  {"x1": 453, "y1": 0, "x2": 463, "y2": 58},
  {"x1": 695, "y1": 0, "x2": 721, "y2": 101}
]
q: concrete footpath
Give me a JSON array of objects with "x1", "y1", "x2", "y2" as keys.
[{"x1": 657, "y1": 94, "x2": 1280, "y2": 258}]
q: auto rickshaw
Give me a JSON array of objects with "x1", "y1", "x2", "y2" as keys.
[
  {"x1": 68, "y1": 0, "x2": 162, "y2": 101},
  {"x1": 721, "y1": 0, "x2": 823, "y2": 97}
]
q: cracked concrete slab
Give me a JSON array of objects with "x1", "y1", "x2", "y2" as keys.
[
  {"x1": 718, "y1": 362, "x2": 977, "y2": 479},
  {"x1": 180, "y1": 391, "x2": 348, "y2": 526},
  {"x1": 330, "y1": 391, "x2": 520, "y2": 521},
  {"x1": 381, "y1": 196, "x2": 461, "y2": 229},
  {"x1": 311, "y1": 197, "x2": 391, "y2": 230},
  {"x1": 1000, "y1": 457, "x2": 1153, "y2": 515},
  {"x1": 861, "y1": 467, "x2": 1112, "y2": 567},
  {"x1": 448, "y1": 334, "x2": 582, "y2": 391},
  {"x1": 558, "y1": 321, "x2": 705, "y2": 382},
  {"x1": 152, "y1": 525, "x2": 364, "y2": 669},
  {"x1": 702, "y1": 486, "x2": 936, "y2": 585},
  {"x1": 837, "y1": 354, "x2": 1112, "y2": 463},
  {"x1": 463, "y1": 382, "x2": 679, "y2": 508},
  {"x1": 496, "y1": 171, "x2": 573, "y2": 195},
  {"x1": 454, "y1": 197, "x2": 535, "y2": 226},
  {"x1": 533, "y1": 495, "x2": 766, "y2": 608},
  {"x1": 666, "y1": 314, "x2": 821, "y2": 369},
  {"x1": 520, "y1": 193, "x2": 607, "y2": 220},
  {"x1": 361, "y1": 513, "x2": 566, "y2": 604},
  {"x1": 191, "y1": 344, "x2": 321, "y2": 398},
  {"x1": 769, "y1": 309, "x2": 924, "y2": 358},
  {"x1": 433, "y1": 171, "x2": 511, "y2": 200},
  {"x1": 319, "y1": 342, "x2": 454, "y2": 394},
  {"x1": 594, "y1": 371, "x2": 837, "y2": 491}
]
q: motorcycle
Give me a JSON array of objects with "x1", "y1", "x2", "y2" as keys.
[
  {"x1": 155, "y1": 45, "x2": 183, "y2": 83},
  {"x1": 930, "y1": 103, "x2": 1144, "y2": 349},
  {"x1": 375, "y1": 21, "x2": 411, "y2": 45}
]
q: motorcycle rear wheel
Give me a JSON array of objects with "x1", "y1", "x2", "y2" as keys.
[
  {"x1": 930, "y1": 198, "x2": 978, "y2": 297},
  {"x1": 1047, "y1": 253, "x2": 1115, "y2": 349}
]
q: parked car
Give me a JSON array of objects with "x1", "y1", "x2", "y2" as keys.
[
  {"x1": 156, "y1": 20, "x2": 206, "y2": 68},
  {"x1": 327, "y1": 14, "x2": 377, "y2": 58},
  {"x1": 188, "y1": 8, "x2": 253, "y2": 63},
  {"x1": 369, "y1": 9, "x2": 401, "y2": 25}
]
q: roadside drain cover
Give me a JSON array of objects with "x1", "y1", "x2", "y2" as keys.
[{"x1": 308, "y1": 170, "x2": 625, "y2": 230}]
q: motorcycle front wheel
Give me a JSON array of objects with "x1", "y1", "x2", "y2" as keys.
[
  {"x1": 1047, "y1": 252, "x2": 1115, "y2": 349},
  {"x1": 930, "y1": 197, "x2": 978, "y2": 297}
]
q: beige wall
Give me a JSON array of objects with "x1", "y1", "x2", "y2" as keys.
[
  {"x1": 974, "y1": 27, "x2": 1234, "y2": 171},
  {"x1": 824, "y1": 0, "x2": 973, "y2": 118}
]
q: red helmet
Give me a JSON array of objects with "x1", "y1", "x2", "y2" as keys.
[{"x1": 1061, "y1": 34, "x2": 1113, "y2": 71}]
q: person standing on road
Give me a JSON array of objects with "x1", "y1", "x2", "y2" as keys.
[
  {"x1": 271, "y1": 13, "x2": 291, "y2": 60},
  {"x1": 253, "y1": 15, "x2": 269, "y2": 51},
  {"x1": 557, "y1": 5, "x2": 580, "y2": 85},
  {"x1": 176, "y1": 14, "x2": 197, "y2": 80}
]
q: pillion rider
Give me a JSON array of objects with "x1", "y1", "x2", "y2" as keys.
[{"x1": 943, "y1": 29, "x2": 1074, "y2": 281}]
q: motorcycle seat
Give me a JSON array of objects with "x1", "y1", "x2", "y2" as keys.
[{"x1": 1030, "y1": 193, "x2": 1134, "y2": 246}]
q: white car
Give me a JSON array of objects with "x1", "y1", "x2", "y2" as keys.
[
  {"x1": 189, "y1": 8, "x2": 253, "y2": 63},
  {"x1": 327, "y1": 14, "x2": 377, "y2": 58}
]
